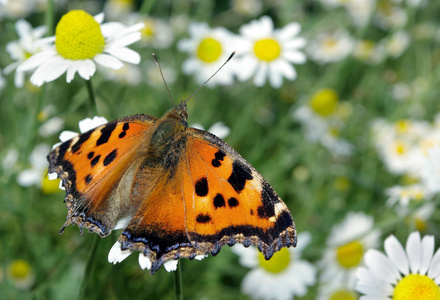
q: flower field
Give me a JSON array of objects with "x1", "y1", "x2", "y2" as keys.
[{"x1": 1, "y1": 0, "x2": 440, "y2": 299}]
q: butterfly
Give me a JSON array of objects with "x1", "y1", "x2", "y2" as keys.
[{"x1": 47, "y1": 101, "x2": 297, "y2": 274}]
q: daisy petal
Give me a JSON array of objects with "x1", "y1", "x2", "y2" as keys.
[
  {"x1": 428, "y1": 248, "x2": 440, "y2": 278},
  {"x1": 283, "y1": 51, "x2": 307, "y2": 64},
  {"x1": 59, "y1": 130, "x2": 78, "y2": 142},
  {"x1": 107, "y1": 32, "x2": 141, "y2": 48},
  {"x1": 77, "y1": 59, "x2": 96, "y2": 80},
  {"x1": 66, "y1": 63, "x2": 80, "y2": 83},
  {"x1": 138, "y1": 253, "x2": 152, "y2": 270},
  {"x1": 253, "y1": 64, "x2": 268, "y2": 87},
  {"x1": 384, "y1": 234, "x2": 409, "y2": 275},
  {"x1": 108, "y1": 241, "x2": 132, "y2": 264},
  {"x1": 364, "y1": 249, "x2": 400, "y2": 282},
  {"x1": 104, "y1": 47, "x2": 140, "y2": 64},
  {"x1": 268, "y1": 64, "x2": 283, "y2": 88},
  {"x1": 420, "y1": 235, "x2": 435, "y2": 275},
  {"x1": 406, "y1": 231, "x2": 422, "y2": 274},
  {"x1": 17, "y1": 50, "x2": 57, "y2": 72},
  {"x1": 277, "y1": 23, "x2": 301, "y2": 40},
  {"x1": 164, "y1": 260, "x2": 178, "y2": 272},
  {"x1": 94, "y1": 54, "x2": 124, "y2": 69}
]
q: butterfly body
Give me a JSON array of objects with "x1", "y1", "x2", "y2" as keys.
[{"x1": 48, "y1": 101, "x2": 296, "y2": 274}]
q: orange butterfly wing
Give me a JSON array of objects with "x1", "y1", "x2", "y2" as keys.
[
  {"x1": 48, "y1": 114, "x2": 157, "y2": 236},
  {"x1": 118, "y1": 127, "x2": 296, "y2": 273}
]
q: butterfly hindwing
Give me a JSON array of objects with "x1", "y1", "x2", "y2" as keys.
[{"x1": 48, "y1": 114, "x2": 157, "y2": 236}]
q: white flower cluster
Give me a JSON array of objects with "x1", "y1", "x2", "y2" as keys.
[{"x1": 372, "y1": 116, "x2": 440, "y2": 207}]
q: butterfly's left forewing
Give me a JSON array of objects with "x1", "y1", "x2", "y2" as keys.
[{"x1": 48, "y1": 114, "x2": 157, "y2": 236}]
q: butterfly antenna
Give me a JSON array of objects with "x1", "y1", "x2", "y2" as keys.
[
  {"x1": 184, "y1": 51, "x2": 236, "y2": 105},
  {"x1": 153, "y1": 53, "x2": 174, "y2": 107}
]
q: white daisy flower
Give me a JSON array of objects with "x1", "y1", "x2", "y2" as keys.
[
  {"x1": 5, "y1": 259, "x2": 35, "y2": 290},
  {"x1": 3, "y1": 19, "x2": 48, "y2": 88},
  {"x1": 356, "y1": 231, "x2": 440, "y2": 299},
  {"x1": 307, "y1": 30, "x2": 354, "y2": 64},
  {"x1": 293, "y1": 88, "x2": 353, "y2": 156},
  {"x1": 386, "y1": 184, "x2": 431, "y2": 207},
  {"x1": 177, "y1": 22, "x2": 237, "y2": 86},
  {"x1": 320, "y1": 212, "x2": 381, "y2": 288},
  {"x1": 234, "y1": 16, "x2": 306, "y2": 88},
  {"x1": 374, "y1": 3, "x2": 407, "y2": 30},
  {"x1": 232, "y1": 232, "x2": 317, "y2": 300},
  {"x1": 191, "y1": 121, "x2": 230, "y2": 139},
  {"x1": 17, "y1": 10, "x2": 144, "y2": 86}
]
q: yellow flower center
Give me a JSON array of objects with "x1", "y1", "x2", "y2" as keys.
[
  {"x1": 142, "y1": 19, "x2": 155, "y2": 38},
  {"x1": 197, "y1": 38, "x2": 222, "y2": 63},
  {"x1": 415, "y1": 218, "x2": 428, "y2": 232},
  {"x1": 324, "y1": 37, "x2": 338, "y2": 49},
  {"x1": 336, "y1": 240, "x2": 364, "y2": 268},
  {"x1": 310, "y1": 88, "x2": 339, "y2": 116},
  {"x1": 394, "y1": 141, "x2": 407, "y2": 155},
  {"x1": 55, "y1": 10, "x2": 105, "y2": 60},
  {"x1": 394, "y1": 120, "x2": 411, "y2": 134},
  {"x1": 258, "y1": 248, "x2": 290, "y2": 274},
  {"x1": 41, "y1": 173, "x2": 62, "y2": 194},
  {"x1": 254, "y1": 38, "x2": 281, "y2": 62},
  {"x1": 10, "y1": 260, "x2": 31, "y2": 279},
  {"x1": 330, "y1": 289, "x2": 357, "y2": 300},
  {"x1": 393, "y1": 274, "x2": 440, "y2": 300}
]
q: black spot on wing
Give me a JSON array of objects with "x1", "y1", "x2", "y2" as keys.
[
  {"x1": 213, "y1": 194, "x2": 225, "y2": 209},
  {"x1": 118, "y1": 131, "x2": 126, "y2": 138},
  {"x1": 85, "y1": 174, "x2": 92, "y2": 184},
  {"x1": 123, "y1": 122, "x2": 129, "y2": 131},
  {"x1": 87, "y1": 151, "x2": 94, "y2": 159},
  {"x1": 103, "y1": 149, "x2": 117, "y2": 166},
  {"x1": 91, "y1": 155, "x2": 101, "y2": 167},
  {"x1": 228, "y1": 197, "x2": 239, "y2": 207},
  {"x1": 227, "y1": 161, "x2": 253, "y2": 193},
  {"x1": 195, "y1": 177, "x2": 209, "y2": 197},
  {"x1": 71, "y1": 131, "x2": 92, "y2": 153},
  {"x1": 211, "y1": 150, "x2": 226, "y2": 168},
  {"x1": 196, "y1": 214, "x2": 212, "y2": 223},
  {"x1": 96, "y1": 123, "x2": 116, "y2": 146}
]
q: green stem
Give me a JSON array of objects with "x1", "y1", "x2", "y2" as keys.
[
  {"x1": 45, "y1": 0, "x2": 54, "y2": 36},
  {"x1": 140, "y1": 0, "x2": 157, "y2": 15},
  {"x1": 173, "y1": 262, "x2": 183, "y2": 300},
  {"x1": 84, "y1": 79, "x2": 98, "y2": 116},
  {"x1": 76, "y1": 235, "x2": 100, "y2": 300}
]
